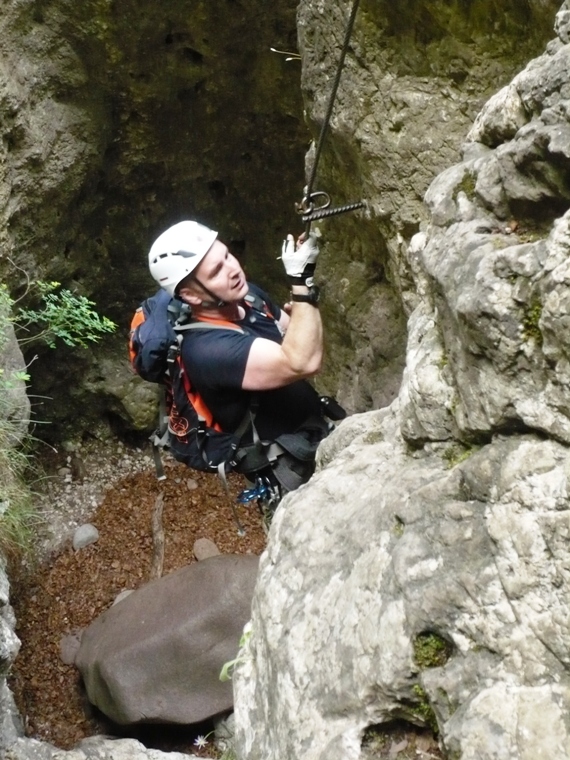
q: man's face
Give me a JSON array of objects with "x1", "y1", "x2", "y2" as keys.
[{"x1": 180, "y1": 239, "x2": 248, "y2": 305}]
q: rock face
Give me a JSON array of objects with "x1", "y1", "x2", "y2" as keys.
[
  {"x1": 0, "y1": 0, "x2": 307, "y2": 440},
  {"x1": 5, "y1": 736, "x2": 199, "y2": 760},
  {"x1": 0, "y1": 558, "x2": 23, "y2": 758},
  {"x1": 0, "y1": 297, "x2": 30, "y2": 446},
  {"x1": 233, "y1": 5, "x2": 570, "y2": 760},
  {"x1": 235, "y1": 409, "x2": 570, "y2": 759},
  {"x1": 75, "y1": 554, "x2": 259, "y2": 726},
  {"x1": 401, "y1": 37, "x2": 570, "y2": 446},
  {"x1": 298, "y1": 0, "x2": 561, "y2": 414}
]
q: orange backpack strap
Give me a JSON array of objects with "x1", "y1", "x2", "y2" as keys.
[
  {"x1": 171, "y1": 319, "x2": 245, "y2": 432},
  {"x1": 176, "y1": 357, "x2": 221, "y2": 431},
  {"x1": 128, "y1": 306, "x2": 146, "y2": 364}
]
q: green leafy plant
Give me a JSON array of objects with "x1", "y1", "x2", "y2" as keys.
[
  {"x1": 0, "y1": 279, "x2": 116, "y2": 557},
  {"x1": 16, "y1": 280, "x2": 117, "y2": 348}
]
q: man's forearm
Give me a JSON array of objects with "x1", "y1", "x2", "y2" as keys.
[{"x1": 280, "y1": 285, "x2": 323, "y2": 376}]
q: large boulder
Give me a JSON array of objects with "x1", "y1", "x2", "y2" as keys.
[
  {"x1": 234, "y1": 405, "x2": 570, "y2": 760},
  {"x1": 76, "y1": 554, "x2": 259, "y2": 725}
]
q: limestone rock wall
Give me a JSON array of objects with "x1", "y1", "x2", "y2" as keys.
[
  {"x1": 298, "y1": 0, "x2": 561, "y2": 412},
  {"x1": 235, "y1": 407, "x2": 570, "y2": 760},
  {"x1": 233, "y1": 3, "x2": 570, "y2": 760},
  {"x1": 402, "y1": 21, "x2": 570, "y2": 446},
  {"x1": 0, "y1": 558, "x2": 22, "y2": 758}
]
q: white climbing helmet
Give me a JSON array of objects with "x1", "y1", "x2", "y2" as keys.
[{"x1": 148, "y1": 220, "x2": 218, "y2": 296}]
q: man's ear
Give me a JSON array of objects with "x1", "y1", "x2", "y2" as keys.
[{"x1": 177, "y1": 285, "x2": 202, "y2": 307}]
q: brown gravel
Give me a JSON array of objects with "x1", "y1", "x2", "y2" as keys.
[{"x1": 9, "y1": 450, "x2": 266, "y2": 754}]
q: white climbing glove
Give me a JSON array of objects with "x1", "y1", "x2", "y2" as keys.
[{"x1": 281, "y1": 231, "x2": 320, "y2": 283}]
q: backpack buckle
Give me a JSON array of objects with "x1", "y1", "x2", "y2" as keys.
[{"x1": 166, "y1": 342, "x2": 179, "y2": 365}]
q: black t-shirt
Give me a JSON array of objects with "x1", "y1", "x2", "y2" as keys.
[{"x1": 180, "y1": 283, "x2": 322, "y2": 441}]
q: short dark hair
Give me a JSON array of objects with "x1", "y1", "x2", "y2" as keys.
[{"x1": 175, "y1": 272, "x2": 195, "y2": 296}]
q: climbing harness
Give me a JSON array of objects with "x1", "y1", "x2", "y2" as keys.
[
  {"x1": 297, "y1": 0, "x2": 364, "y2": 231},
  {"x1": 237, "y1": 471, "x2": 283, "y2": 533}
]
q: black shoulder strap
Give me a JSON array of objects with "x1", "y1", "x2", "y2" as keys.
[
  {"x1": 243, "y1": 290, "x2": 264, "y2": 311},
  {"x1": 243, "y1": 289, "x2": 275, "y2": 319}
]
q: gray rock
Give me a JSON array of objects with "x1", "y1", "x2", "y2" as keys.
[
  {"x1": 234, "y1": 406, "x2": 570, "y2": 760},
  {"x1": 213, "y1": 711, "x2": 236, "y2": 756},
  {"x1": 0, "y1": 558, "x2": 21, "y2": 759},
  {"x1": 193, "y1": 538, "x2": 220, "y2": 561},
  {"x1": 0, "y1": 681, "x2": 24, "y2": 758},
  {"x1": 5, "y1": 736, "x2": 199, "y2": 759},
  {"x1": 0, "y1": 614, "x2": 20, "y2": 672},
  {"x1": 0, "y1": 309, "x2": 30, "y2": 448},
  {"x1": 555, "y1": 2, "x2": 570, "y2": 42},
  {"x1": 233, "y1": 8, "x2": 570, "y2": 759},
  {"x1": 59, "y1": 631, "x2": 83, "y2": 665},
  {"x1": 75, "y1": 554, "x2": 259, "y2": 725},
  {"x1": 72, "y1": 524, "x2": 99, "y2": 551},
  {"x1": 404, "y1": 31, "x2": 570, "y2": 446}
]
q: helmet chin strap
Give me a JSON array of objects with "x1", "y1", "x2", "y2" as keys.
[{"x1": 193, "y1": 277, "x2": 227, "y2": 309}]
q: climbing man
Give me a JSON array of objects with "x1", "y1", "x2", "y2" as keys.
[{"x1": 147, "y1": 220, "x2": 343, "y2": 505}]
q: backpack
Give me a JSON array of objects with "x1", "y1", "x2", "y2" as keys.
[
  {"x1": 129, "y1": 288, "x2": 255, "y2": 480},
  {"x1": 129, "y1": 288, "x2": 346, "y2": 498}
]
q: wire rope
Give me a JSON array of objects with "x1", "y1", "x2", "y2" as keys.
[{"x1": 304, "y1": 0, "x2": 362, "y2": 207}]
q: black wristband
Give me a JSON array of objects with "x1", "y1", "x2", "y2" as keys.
[{"x1": 290, "y1": 285, "x2": 320, "y2": 306}]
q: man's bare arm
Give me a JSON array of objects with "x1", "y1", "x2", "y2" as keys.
[{"x1": 242, "y1": 296, "x2": 322, "y2": 390}]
